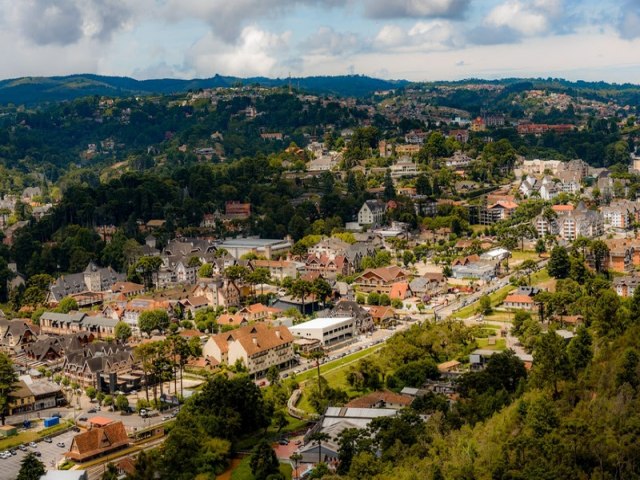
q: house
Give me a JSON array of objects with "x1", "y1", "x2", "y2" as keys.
[
  {"x1": 366, "y1": 305, "x2": 396, "y2": 326},
  {"x1": 8, "y1": 376, "x2": 63, "y2": 415},
  {"x1": 357, "y1": 200, "x2": 386, "y2": 226},
  {"x1": 66, "y1": 421, "x2": 130, "y2": 462},
  {"x1": 203, "y1": 323, "x2": 295, "y2": 378},
  {"x1": 249, "y1": 259, "x2": 303, "y2": 280},
  {"x1": 480, "y1": 200, "x2": 518, "y2": 224},
  {"x1": 354, "y1": 266, "x2": 408, "y2": 294},
  {"x1": 298, "y1": 407, "x2": 398, "y2": 464},
  {"x1": 191, "y1": 279, "x2": 241, "y2": 309},
  {"x1": 389, "y1": 282, "x2": 412, "y2": 300},
  {"x1": 601, "y1": 200, "x2": 640, "y2": 230},
  {"x1": 237, "y1": 303, "x2": 282, "y2": 322},
  {"x1": 603, "y1": 238, "x2": 640, "y2": 272},
  {"x1": 48, "y1": 262, "x2": 126, "y2": 304},
  {"x1": 39, "y1": 312, "x2": 119, "y2": 339},
  {"x1": 503, "y1": 294, "x2": 537, "y2": 311},
  {"x1": 216, "y1": 314, "x2": 248, "y2": 328},
  {"x1": 390, "y1": 159, "x2": 419, "y2": 179},
  {"x1": 613, "y1": 275, "x2": 640, "y2": 297},
  {"x1": 110, "y1": 282, "x2": 145, "y2": 298},
  {"x1": 409, "y1": 272, "x2": 447, "y2": 300},
  {"x1": 321, "y1": 300, "x2": 374, "y2": 333},
  {"x1": 0, "y1": 318, "x2": 37, "y2": 352},
  {"x1": 63, "y1": 342, "x2": 135, "y2": 389},
  {"x1": 225, "y1": 201, "x2": 251, "y2": 219}
]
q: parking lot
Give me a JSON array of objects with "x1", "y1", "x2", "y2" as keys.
[{"x1": 0, "y1": 430, "x2": 77, "y2": 480}]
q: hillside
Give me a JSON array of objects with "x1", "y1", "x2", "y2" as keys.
[{"x1": 0, "y1": 74, "x2": 409, "y2": 105}]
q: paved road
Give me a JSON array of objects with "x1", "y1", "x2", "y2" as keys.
[{"x1": 0, "y1": 430, "x2": 77, "y2": 480}]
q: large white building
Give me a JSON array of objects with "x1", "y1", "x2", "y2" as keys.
[
  {"x1": 289, "y1": 317, "x2": 355, "y2": 346},
  {"x1": 357, "y1": 200, "x2": 386, "y2": 227}
]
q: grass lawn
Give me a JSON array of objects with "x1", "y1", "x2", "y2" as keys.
[
  {"x1": 0, "y1": 421, "x2": 75, "y2": 450},
  {"x1": 530, "y1": 268, "x2": 551, "y2": 285},
  {"x1": 476, "y1": 337, "x2": 507, "y2": 350},
  {"x1": 295, "y1": 345, "x2": 383, "y2": 385},
  {"x1": 452, "y1": 284, "x2": 516, "y2": 319},
  {"x1": 510, "y1": 251, "x2": 539, "y2": 263},
  {"x1": 231, "y1": 456, "x2": 292, "y2": 480}
]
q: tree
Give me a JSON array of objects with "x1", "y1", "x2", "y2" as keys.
[
  {"x1": 520, "y1": 259, "x2": 539, "y2": 284},
  {"x1": 590, "y1": 240, "x2": 610, "y2": 274},
  {"x1": 290, "y1": 453, "x2": 303, "y2": 480},
  {"x1": 532, "y1": 332, "x2": 571, "y2": 397},
  {"x1": 0, "y1": 352, "x2": 18, "y2": 425},
  {"x1": 403, "y1": 250, "x2": 415, "y2": 266},
  {"x1": 114, "y1": 321, "x2": 132, "y2": 342},
  {"x1": 17, "y1": 452, "x2": 45, "y2": 480},
  {"x1": 478, "y1": 295, "x2": 492, "y2": 315},
  {"x1": 134, "y1": 256, "x2": 163, "y2": 289},
  {"x1": 289, "y1": 278, "x2": 313, "y2": 313},
  {"x1": 616, "y1": 348, "x2": 640, "y2": 389},
  {"x1": 198, "y1": 263, "x2": 213, "y2": 278},
  {"x1": 138, "y1": 309, "x2": 170, "y2": 336},
  {"x1": 187, "y1": 256, "x2": 202, "y2": 268},
  {"x1": 567, "y1": 326, "x2": 592, "y2": 372},
  {"x1": 249, "y1": 440, "x2": 280, "y2": 480},
  {"x1": 592, "y1": 289, "x2": 622, "y2": 338},
  {"x1": 309, "y1": 431, "x2": 331, "y2": 464},
  {"x1": 102, "y1": 463, "x2": 119, "y2": 480},
  {"x1": 309, "y1": 350, "x2": 325, "y2": 398},
  {"x1": 548, "y1": 246, "x2": 570, "y2": 279},
  {"x1": 85, "y1": 386, "x2": 97, "y2": 402},
  {"x1": 57, "y1": 296, "x2": 78, "y2": 313},
  {"x1": 383, "y1": 170, "x2": 396, "y2": 200},
  {"x1": 266, "y1": 365, "x2": 280, "y2": 386},
  {"x1": 336, "y1": 427, "x2": 367, "y2": 474},
  {"x1": 115, "y1": 394, "x2": 129, "y2": 412}
]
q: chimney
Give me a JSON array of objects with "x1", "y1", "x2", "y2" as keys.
[
  {"x1": 275, "y1": 330, "x2": 281, "y2": 339},
  {"x1": 252, "y1": 336, "x2": 258, "y2": 345}
]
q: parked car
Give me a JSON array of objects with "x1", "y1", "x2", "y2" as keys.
[
  {"x1": 43, "y1": 438, "x2": 52, "y2": 443},
  {"x1": 33, "y1": 451, "x2": 41, "y2": 457},
  {"x1": 51, "y1": 412, "x2": 62, "y2": 418},
  {"x1": 56, "y1": 442, "x2": 65, "y2": 448},
  {"x1": 28, "y1": 442, "x2": 37, "y2": 448},
  {"x1": 87, "y1": 408, "x2": 97, "y2": 413},
  {"x1": 9, "y1": 449, "x2": 16, "y2": 455},
  {"x1": 78, "y1": 416, "x2": 88, "y2": 422},
  {"x1": 278, "y1": 439, "x2": 290, "y2": 445},
  {"x1": 18, "y1": 445, "x2": 27, "y2": 451}
]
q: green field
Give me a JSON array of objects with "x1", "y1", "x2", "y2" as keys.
[
  {"x1": 452, "y1": 284, "x2": 516, "y2": 319},
  {"x1": 231, "y1": 455, "x2": 292, "y2": 480}
]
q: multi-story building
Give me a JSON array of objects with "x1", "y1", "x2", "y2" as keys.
[
  {"x1": 357, "y1": 200, "x2": 386, "y2": 226},
  {"x1": 203, "y1": 323, "x2": 295, "y2": 378},
  {"x1": 613, "y1": 275, "x2": 640, "y2": 297},
  {"x1": 47, "y1": 262, "x2": 125, "y2": 304},
  {"x1": 39, "y1": 312, "x2": 118, "y2": 339}
]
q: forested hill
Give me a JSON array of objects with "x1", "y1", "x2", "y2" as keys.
[{"x1": 0, "y1": 74, "x2": 409, "y2": 105}]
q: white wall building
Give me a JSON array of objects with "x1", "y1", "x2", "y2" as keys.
[{"x1": 289, "y1": 317, "x2": 355, "y2": 346}]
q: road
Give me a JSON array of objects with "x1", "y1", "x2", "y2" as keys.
[{"x1": 0, "y1": 430, "x2": 77, "y2": 480}]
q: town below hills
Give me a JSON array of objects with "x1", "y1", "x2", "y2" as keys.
[{"x1": 1, "y1": 77, "x2": 640, "y2": 480}]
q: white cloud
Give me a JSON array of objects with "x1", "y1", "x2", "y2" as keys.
[
  {"x1": 184, "y1": 26, "x2": 292, "y2": 77},
  {"x1": 373, "y1": 20, "x2": 460, "y2": 51},
  {"x1": 485, "y1": 1, "x2": 550, "y2": 36}
]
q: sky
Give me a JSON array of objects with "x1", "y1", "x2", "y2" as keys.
[{"x1": 1, "y1": 0, "x2": 640, "y2": 83}]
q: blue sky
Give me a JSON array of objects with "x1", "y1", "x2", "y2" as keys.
[{"x1": 1, "y1": 0, "x2": 640, "y2": 83}]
